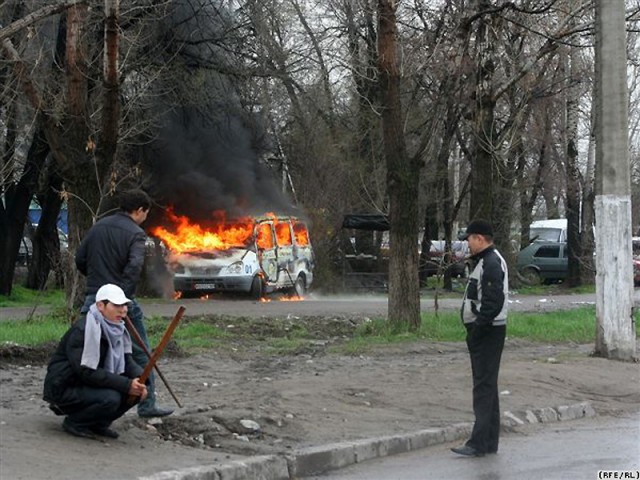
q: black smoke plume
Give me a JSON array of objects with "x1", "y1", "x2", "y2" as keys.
[
  {"x1": 142, "y1": 106, "x2": 294, "y2": 229},
  {"x1": 130, "y1": 0, "x2": 296, "y2": 230}
]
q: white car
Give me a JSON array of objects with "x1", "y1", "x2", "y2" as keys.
[{"x1": 168, "y1": 215, "x2": 314, "y2": 298}]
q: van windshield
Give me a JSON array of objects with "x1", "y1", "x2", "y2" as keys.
[{"x1": 530, "y1": 227, "x2": 562, "y2": 242}]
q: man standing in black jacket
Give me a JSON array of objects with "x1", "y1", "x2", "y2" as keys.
[
  {"x1": 452, "y1": 219, "x2": 508, "y2": 457},
  {"x1": 43, "y1": 284, "x2": 148, "y2": 439},
  {"x1": 76, "y1": 189, "x2": 173, "y2": 418}
]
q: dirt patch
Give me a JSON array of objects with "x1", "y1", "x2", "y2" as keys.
[
  {"x1": 177, "y1": 313, "x2": 365, "y2": 339},
  {"x1": 1, "y1": 314, "x2": 639, "y2": 459},
  {"x1": 0, "y1": 341, "x2": 57, "y2": 365}
]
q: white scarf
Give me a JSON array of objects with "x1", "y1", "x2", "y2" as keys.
[{"x1": 80, "y1": 304, "x2": 133, "y2": 374}]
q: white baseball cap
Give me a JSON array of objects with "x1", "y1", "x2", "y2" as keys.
[{"x1": 95, "y1": 284, "x2": 131, "y2": 305}]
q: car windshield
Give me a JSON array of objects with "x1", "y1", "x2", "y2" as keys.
[{"x1": 530, "y1": 227, "x2": 562, "y2": 242}]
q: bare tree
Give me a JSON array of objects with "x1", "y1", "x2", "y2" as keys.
[{"x1": 377, "y1": 0, "x2": 420, "y2": 330}]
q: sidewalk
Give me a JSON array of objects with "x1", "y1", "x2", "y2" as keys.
[
  {"x1": 0, "y1": 385, "x2": 598, "y2": 480},
  {"x1": 139, "y1": 402, "x2": 596, "y2": 480}
]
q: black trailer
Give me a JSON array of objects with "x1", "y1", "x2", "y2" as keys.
[{"x1": 341, "y1": 214, "x2": 389, "y2": 292}]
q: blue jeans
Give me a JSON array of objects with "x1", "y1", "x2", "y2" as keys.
[{"x1": 81, "y1": 295, "x2": 157, "y2": 414}]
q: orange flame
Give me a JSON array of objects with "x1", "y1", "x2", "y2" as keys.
[
  {"x1": 152, "y1": 208, "x2": 310, "y2": 253},
  {"x1": 152, "y1": 208, "x2": 255, "y2": 254},
  {"x1": 279, "y1": 295, "x2": 303, "y2": 301},
  {"x1": 293, "y1": 223, "x2": 310, "y2": 246}
]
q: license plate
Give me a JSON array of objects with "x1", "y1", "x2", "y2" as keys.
[{"x1": 194, "y1": 283, "x2": 216, "y2": 290}]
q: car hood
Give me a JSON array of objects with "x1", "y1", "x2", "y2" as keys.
[{"x1": 172, "y1": 248, "x2": 250, "y2": 267}]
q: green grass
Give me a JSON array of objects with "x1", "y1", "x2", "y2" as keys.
[
  {"x1": 506, "y1": 308, "x2": 597, "y2": 342},
  {"x1": 0, "y1": 312, "x2": 70, "y2": 346},
  {"x1": 145, "y1": 316, "x2": 231, "y2": 353},
  {"x1": 0, "y1": 285, "x2": 65, "y2": 308},
  {"x1": 513, "y1": 283, "x2": 596, "y2": 295},
  {"x1": 2, "y1": 304, "x2": 638, "y2": 356},
  {"x1": 334, "y1": 307, "x2": 639, "y2": 354},
  {"x1": 421, "y1": 279, "x2": 597, "y2": 297}
]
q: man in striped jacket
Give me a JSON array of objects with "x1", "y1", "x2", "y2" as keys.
[{"x1": 452, "y1": 219, "x2": 508, "y2": 458}]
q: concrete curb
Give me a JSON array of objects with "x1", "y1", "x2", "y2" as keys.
[{"x1": 139, "y1": 401, "x2": 597, "y2": 480}]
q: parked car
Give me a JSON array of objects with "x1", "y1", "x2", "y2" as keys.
[
  {"x1": 423, "y1": 240, "x2": 470, "y2": 278},
  {"x1": 518, "y1": 240, "x2": 639, "y2": 286},
  {"x1": 166, "y1": 215, "x2": 314, "y2": 298},
  {"x1": 633, "y1": 237, "x2": 640, "y2": 286},
  {"x1": 516, "y1": 241, "x2": 568, "y2": 285}
]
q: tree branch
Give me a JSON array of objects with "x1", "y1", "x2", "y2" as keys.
[{"x1": 0, "y1": 0, "x2": 86, "y2": 42}]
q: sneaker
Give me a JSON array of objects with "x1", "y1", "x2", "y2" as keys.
[
  {"x1": 138, "y1": 406, "x2": 174, "y2": 418},
  {"x1": 62, "y1": 419, "x2": 97, "y2": 440},
  {"x1": 90, "y1": 426, "x2": 119, "y2": 439}
]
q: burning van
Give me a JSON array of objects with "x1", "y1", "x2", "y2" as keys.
[{"x1": 152, "y1": 211, "x2": 314, "y2": 298}]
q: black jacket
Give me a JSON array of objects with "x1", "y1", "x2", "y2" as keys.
[
  {"x1": 43, "y1": 316, "x2": 143, "y2": 413},
  {"x1": 75, "y1": 211, "x2": 146, "y2": 297},
  {"x1": 461, "y1": 246, "x2": 508, "y2": 326}
]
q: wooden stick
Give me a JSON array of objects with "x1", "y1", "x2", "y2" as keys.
[
  {"x1": 124, "y1": 315, "x2": 182, "y2": 408},
  {"x1": 127, "y1": 306, "x2": 185, "y2": 405}
]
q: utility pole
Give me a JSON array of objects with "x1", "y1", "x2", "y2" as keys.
[{"x1": 594, "y1": 0, "x2": 636, "y2": 360}]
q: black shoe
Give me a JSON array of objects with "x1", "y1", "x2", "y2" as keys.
[
  {"x1": 451, "y1": 445, "x2": 485, "y2": 457},
  {"x1": 62, "y1": 419, "x2": 97, "y2": 440},
  {"x1": 90, "y1": 426, "x2": 119, "y2": 439},
  {"x1": 138, "y1": 406, "x2": 174, "y2": 418}
]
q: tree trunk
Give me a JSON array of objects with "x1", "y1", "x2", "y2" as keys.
[
  {"x1": 594, "y1": 0, "x2": 636, "y2": 360},
  {"x1": 419, "y1": 178, "x2": 439, "y2": 286},
  {"x1": 436, "y1": 107, "x2": 458, "y2": 291},
  {"x1": 469, "y1": 1, "x2": 496, "y2": 221},
  {"x1": 519, "y1": 119, "x2": 549, "y2": 248},
  {"x1": 96, "y1": 0, "x2": 121, "y2": 169},
  {"x1": 565, "y1": 27, "x2": 582, "y2": 287},
  {"x1": 0, "y1": 127, "x2": 50, "y2": 295},
  {"x1": 26, "y1": 173, "x2": 64, "y2": 290},
  {"x1": 377, "y1": 0, "x2": 420, "y2": 331},
  {"x1": 581, "y1": 86, "x2": 597, "y2": 284}
]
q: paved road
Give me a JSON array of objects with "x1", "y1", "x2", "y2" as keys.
[
  {"x1": 1, "y1": 291, "x2": 638, "y2": 321},
  {"x1": 0, "y1": 290, "x2": 640, "y2": 320},
  {"x1": 305, "y1": 412, "x2": 640, "y2": 480}
]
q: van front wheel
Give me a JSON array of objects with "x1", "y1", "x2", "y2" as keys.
[{"x1": 250, "y1": 275, "x2": 264, "y2": 299}]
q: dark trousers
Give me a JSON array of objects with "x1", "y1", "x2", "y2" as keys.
[
  {"x1": 465, "y1": 323, "x2": 506, "y2": 454},
  {"x1": 64, "y1": 387, "x2": 133, "y2": 429},
  {"x1": 81, "y1": 296, "x2": 157, "y2": 413}
]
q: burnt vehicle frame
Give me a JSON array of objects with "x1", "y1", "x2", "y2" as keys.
[{"x1": 168, "y1": 215, "x2": 314, "y2": 298}]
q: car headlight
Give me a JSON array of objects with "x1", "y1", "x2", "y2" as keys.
[{"x1": 225, "y1": 261, "x2": 244, "y2": 275}]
